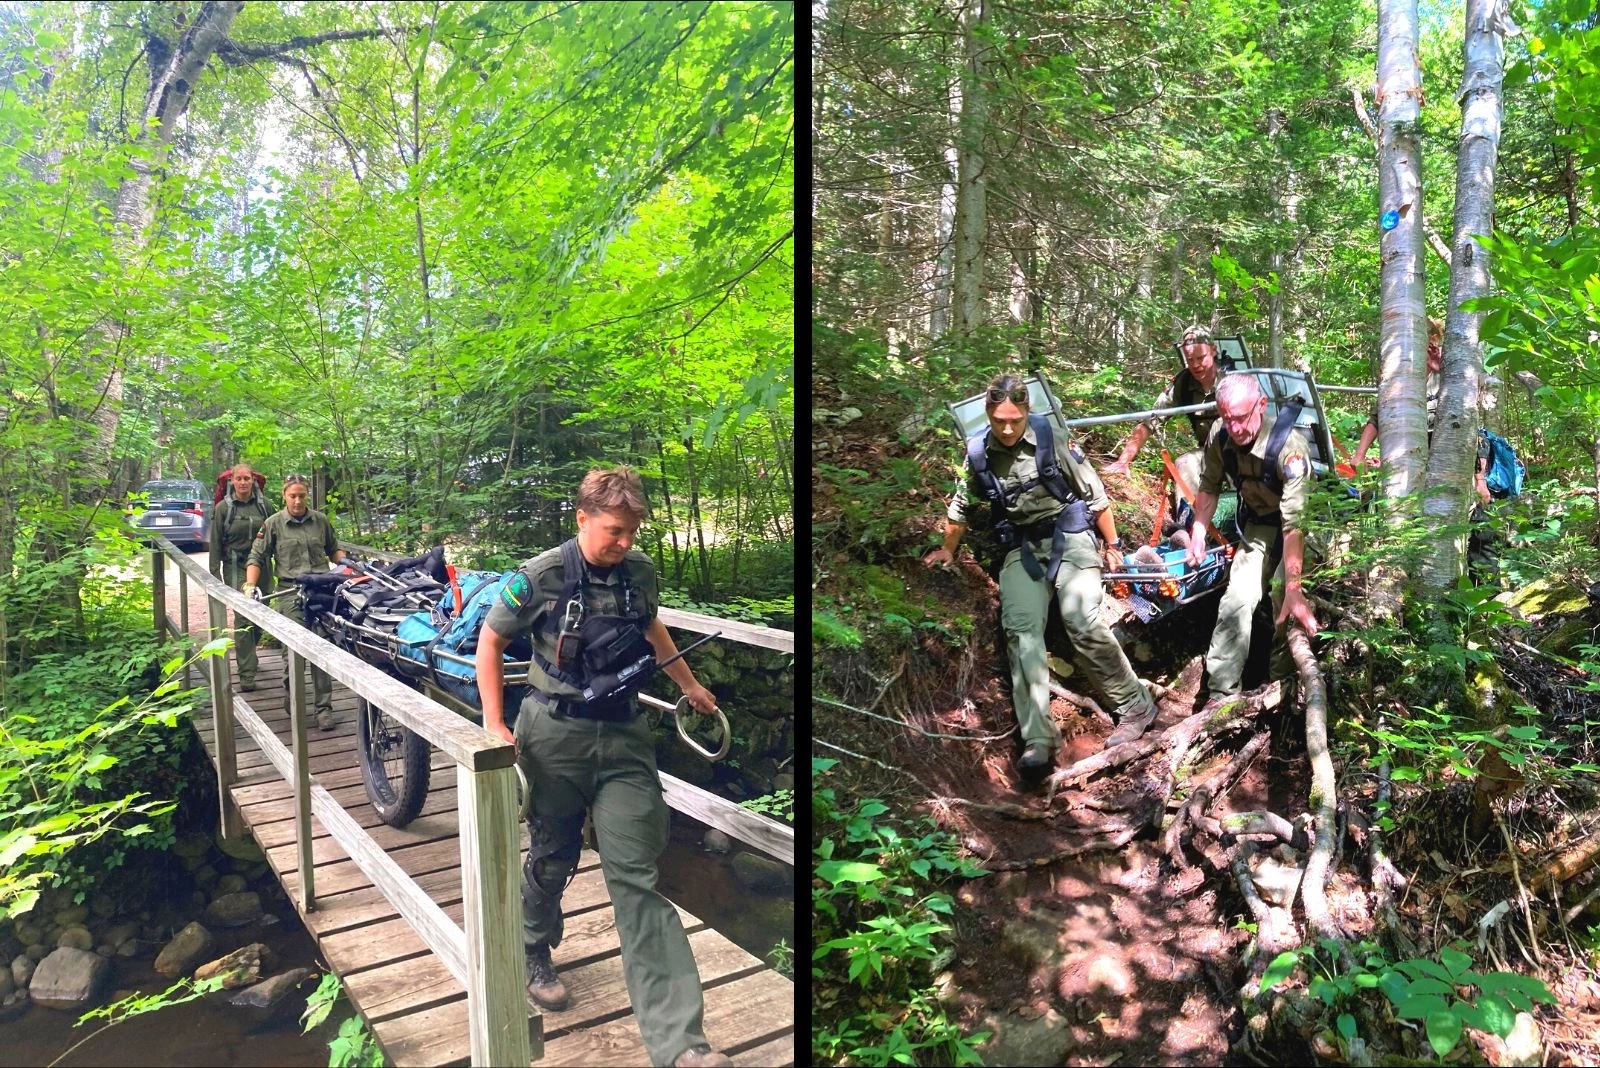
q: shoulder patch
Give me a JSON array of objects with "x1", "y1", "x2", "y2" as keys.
[
  {"x1": 1068, "y1": 445, "x2": 1085, "y2": 463},
  {"x1": 501, "y1": 571, "x2": 532, "y2": 611},
  {"x1": 1282, "y1": 452, "x2": 1310, "y2": 481}
]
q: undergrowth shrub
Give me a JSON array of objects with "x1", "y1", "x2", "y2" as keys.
[{"x1": 812, "y1": 757, "x2": 990, "y2": 1067}]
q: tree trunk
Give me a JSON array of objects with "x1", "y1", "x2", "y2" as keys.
[
  {"x1": 1419, "y1": 0, "x2": 1506, "y2": 598},
  {"x1": 930, "y1": 73, "x2": 959, "y2": 340},
  {"x1": 950, "y1": 0, "x2": 988, "y2": 337},
  {"x1": 1374, "y1": 0, "x2": 1430, "y2": 503}
]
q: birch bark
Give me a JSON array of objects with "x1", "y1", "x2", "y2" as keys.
[{"x1": 1419, "y1": 0, "x2": 1507, "y2": 596}]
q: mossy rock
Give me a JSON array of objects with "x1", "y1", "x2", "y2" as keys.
[{"x1": 1506, "y1": 578, "x2": 1590, "y2": 619}]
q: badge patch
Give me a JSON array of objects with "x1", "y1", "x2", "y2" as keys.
[
  {"x1": 502, "y1": 571, "x2": 531, "y2": 611},
  {"x1": 1282, "y1": 453, "x2": 1309, "y2": 481}
]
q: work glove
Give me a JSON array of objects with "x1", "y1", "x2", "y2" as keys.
[{"x1": 243, "y1": 584, "x2": 262, "y2": 602}]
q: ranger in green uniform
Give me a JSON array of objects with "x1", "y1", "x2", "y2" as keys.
[
  {"x1": 925, "y1": 375, "x2": 1159, "y2": 766},
  {"x1": 242, "y1": 474, "x2": 346, "y2": 730},
  {"x1": 474, "y1": 467, "x2": 732, "y2": 1068},
  {"x1": 209, "y1": 463, "x2": 271, "y2": 690},
  {"x1": 1104, "y1": 324, "x2": 1223, "y2": 542},
  {"x1": 1185, "y1": 374, "x2": 1320, "y2": 704}
]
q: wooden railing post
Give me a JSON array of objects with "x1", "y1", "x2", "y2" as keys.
[
  {"x1": 288, "y1": 649, "x2": 315, "y2": 911},
  {"x1": 458, "y1": 763, "x2": 534, "y2": 1066},
  {"x1": 151, "y1": 547, "x2": 166, "y2": 640},
  {"x1": 178, "y1": 565, "x2": 190, "y2": 689},
  {"x1": 207, "y1": 592, "x2": 243, "y2": 839}
]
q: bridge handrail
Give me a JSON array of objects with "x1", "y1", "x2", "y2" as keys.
[{"x1": 150, "y1": 539, "x2": 532, "y2": 1067}]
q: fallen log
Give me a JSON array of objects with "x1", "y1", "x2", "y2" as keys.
[{"x1": 1530, "y1": 827, "x2": 1600, "y2": 895}]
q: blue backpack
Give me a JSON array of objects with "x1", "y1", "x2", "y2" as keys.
[
  {"x1": 1479, "y1": 428, "x2": 1525, "y2": 498},
  {"x1": 395, "y1": 569, "x2": 517, "y2": 704}
]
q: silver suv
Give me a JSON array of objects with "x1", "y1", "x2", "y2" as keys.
[{"x1": 128, "y1": 479, "x2": 209, "y2": 550}]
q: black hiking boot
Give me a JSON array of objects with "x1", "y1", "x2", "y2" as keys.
[
  {"x1": 525, "y1": 945, "x2": 569, "y2": 1011},
  {"x1": 1105, "y1": 686, "x2": 1159, "y2": 748},
  {"x1": 1018, "y1": 741, "x2": 1054, "y2": 770}
]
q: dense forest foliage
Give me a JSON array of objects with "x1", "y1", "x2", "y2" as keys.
[
  {"x1": 0, "y1": 0, "x2": 795, "y2": 624},
  {"x1": 815, "y1": 0, "x2": 1600, "y2": 1065},
  {"x1": 0, "y1": 0, "x2": 793, "y2": 941}
]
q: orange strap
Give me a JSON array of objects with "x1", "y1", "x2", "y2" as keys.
[
  {"x1": 1148, "y1": 468, "x2": 1170, "y2": 547},
  {"x1": 1329, "y1": 430, "x2": 1351, "y2": 461},
  {"x1": 1161, "y1": 449, "x2": 1228, "y2": 548},
  {"x1": 446, "y1": 563, "x2": 463, "y2": 616}
]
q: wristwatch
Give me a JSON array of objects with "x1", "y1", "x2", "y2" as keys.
[{"x1": 1106, "y1": 538, "x2": 1123, "y2": 550}]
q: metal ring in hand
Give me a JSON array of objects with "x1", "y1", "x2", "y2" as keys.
[{"x1": 673, "y1": 696, "x2": 731, "y2": 762}]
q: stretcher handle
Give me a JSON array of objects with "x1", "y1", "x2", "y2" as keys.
[
  {"x1": 515, "y1": 763, "x2": 531, "y2": 820},
  {"x1": 673, "y1": 696, "x2": 732, "y2": 762},
  {"x1": 638, "y1": 691, "x2": 731, "y2": 761}
]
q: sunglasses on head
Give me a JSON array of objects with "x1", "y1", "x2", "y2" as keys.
[
  {"x1": 284, "y1": 474, "x2": 310, "y2": 487},
  {"x1": 987, "y1": 386, "x2": 1029, "y2": 405}
]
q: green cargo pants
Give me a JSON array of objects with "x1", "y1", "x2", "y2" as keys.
[
  {"x1": 514, "y1": 698, "x2": 707, "y2": 1067},
  {"x1": 1204, "y1": 520, "x2": 1293, "y2": 700},
  {"x1": 997, "y1": 530, "x2": 1147, "y2": 747},
  {"x1": 220, "y1": 555, "x2": 260, "y2": 684},
  {"x1": 276, "y1": 593, "x2": 333, "y2": 715}
]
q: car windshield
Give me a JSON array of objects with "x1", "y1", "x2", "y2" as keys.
[{"x1": 135, "y1": 481, "x2": 204, "y2": 506}]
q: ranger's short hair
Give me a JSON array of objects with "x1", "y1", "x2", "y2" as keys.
[
  {"x1": 1215, "y1": 372, "x2": 1263, "y2": 409},
  {"x1": 1179, "y1": 324, "x2": 1214, "y2": 347},
  {"x1": 577, "y1": 466, "x2": 649, "y2": 521}
]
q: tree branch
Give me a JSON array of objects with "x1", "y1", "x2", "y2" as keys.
[{"x1": 214, "y1": 27, "x2": 393, "y2": 64}]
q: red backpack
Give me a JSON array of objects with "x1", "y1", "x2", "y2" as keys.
[{"x1": 214, "y1": 467, "x2": 268, "y2": 505}]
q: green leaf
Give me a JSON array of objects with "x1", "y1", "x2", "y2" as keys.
[
  {"x1": 1406, "y1": 976, "x2": 1457, "y2": 997},
  {"x1": 814, "y1": 860, "x2": 885, "y2": 885},
  {"x1": 1438, "y1": 945, "x2": 1472, "y2": 980},
  {"x1": 1337, "y1": 1013, "x2": 1357, "y2": 1042},
  {"x1": 1424, "y1": 1007, "x2": 1464, "y2": 1057},
  {"x1": 1394, "y1": 993, "x2": 1449, "y2": 1020},
  {"x1": 1259, "y1": 951, "x2": 1301, "y2": 991}
]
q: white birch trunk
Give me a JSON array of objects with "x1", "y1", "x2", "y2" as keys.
[
  {"x1": 950, "y1": 0, "x2": 988, "y2": 337},
  {"x1": 97, "y1": 1, "x2": 245, "y2": 468},
  {"x1": 1371, "y1": 0, "x2": 1429, "y2": 627},
  {"x1": 1419, "y1": 0, "x2": 1507, "y2": 596},
  {"x1": 1374, "y1": 0, "x2": 1429, "y2": 501}
]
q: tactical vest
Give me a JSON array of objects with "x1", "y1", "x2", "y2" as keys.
[
  {"x1": 531, "y1": 539, "x2": 659, "y2": 718},
  {"x1": 966, "y1": 413, "x2": 1091, "y2": 582}
]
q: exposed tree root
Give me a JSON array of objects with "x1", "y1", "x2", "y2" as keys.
[
  {"x1": 1164, "y1": 729, "x2": 1271, "y2": 869},
  {"x1": 1290, "y1": 627, "x2": 1343, "y2": 945}
]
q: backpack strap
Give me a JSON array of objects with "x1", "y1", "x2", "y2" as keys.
[{"x1": 533, "y1": 538, "x2": 593, "y2": 688}]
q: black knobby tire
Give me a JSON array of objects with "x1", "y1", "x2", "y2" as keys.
[{"x1": 356, "y1": 696, "x2": 431, "y2": 827}]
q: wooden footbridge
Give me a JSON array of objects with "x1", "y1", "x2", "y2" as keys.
[{"x1": 148, "y1": 538, "x2": 795, "y2": 1066}]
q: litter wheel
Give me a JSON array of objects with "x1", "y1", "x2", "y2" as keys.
[{"x1": 357, "y1": 696, "x2": 431, "y2": 827}]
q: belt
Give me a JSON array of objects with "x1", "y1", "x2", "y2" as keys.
[{"x1": 533, "y1": 691, "x2": 638, "y2": 723}]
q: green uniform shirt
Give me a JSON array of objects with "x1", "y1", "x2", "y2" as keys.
[
  {"x1": 947, "y1": 423, "x2": 1111, "y2": 529},
  {"x1": 211, "y1": 492, "x2": 271, "y2": 562},
  {"x1": 1198, "y1": 420, "x2": 1312, "y2": 529},
  {"x1": 1145, "y1": 367, "x2": 1218, "y2": 449},
  {"x1": 247, "y1": 508, "x2": 340, "y2": 583},
  {"x1": 483, "y1": 545, "x2": 661, "y2": 700}
]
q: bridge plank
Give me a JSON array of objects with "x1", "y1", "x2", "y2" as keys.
[
  {"x1": 535, "y1": 970, "x2": 794, "y2": 1067},
  {"x1": 375, "y1": 926, "x2": 766, "y2": 1067}
]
